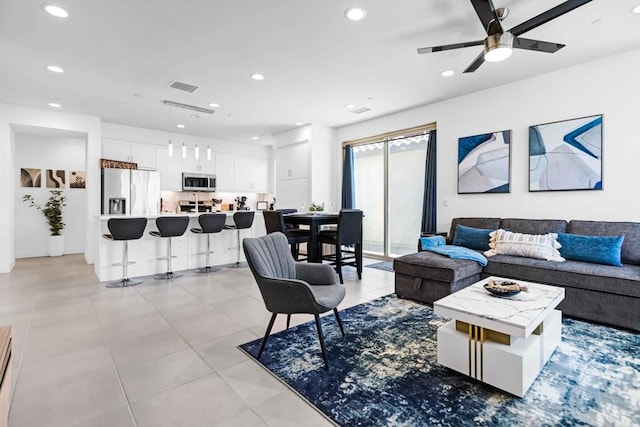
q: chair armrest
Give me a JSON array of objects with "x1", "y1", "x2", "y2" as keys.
[
  {"x1": 295, "y1": 263, "x2": 338, "y2": 285},
  {"x1": 258, "y1": 276, "x2": 325, "y2": 314}
]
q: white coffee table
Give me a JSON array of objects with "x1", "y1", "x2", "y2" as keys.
[{"x1": 433, "y1": 276, "x2": 565, "y2": 397}]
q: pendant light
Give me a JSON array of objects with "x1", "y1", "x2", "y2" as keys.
[
  {"x1": 195, "y1": 144, "x2": 200, "y2": 160},
  {"x1": 168, "y1": 139, "x2": 174, "y2": 157},
  {"x1": 182, "y1": 142, "x2": 187, "y2": 159},
  {"x1": 207, "y1": 145, "x2": 212, "y2": 161}
]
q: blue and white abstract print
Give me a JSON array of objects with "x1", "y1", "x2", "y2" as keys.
[
  {"x1": 530, "y1": 115, "x2": 603, "y2": 191},
  {"x1": 458, "y1": 131, "x2": 511, "y2": 194}
]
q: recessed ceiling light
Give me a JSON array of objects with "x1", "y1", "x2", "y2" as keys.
[
  {"x1": 208, "y1": 102, "x2": 219, "y2": 108},
  {"x1": 441, "y1": 70, "x2": 455, "y2": 77},
  {"x1": 252, "y1": 136, "x2": 259, "y2": 140},
  {"x1": 345, "y1": 104, "x2": 356, "y2": 109},
  {"x1": 633, "y1": 5, "x2": 640, "y2": 14},
  {"x1": 176, "y1": 124, "x2": 185, "y2": 129},
  {"x1": 46, "y1": 65, "x2": 64, "y2": 73},
  {"x1": 250, "y1": 73, "x2": 265, "y2": 81},
  {"x1": 345, "y1": 7, "x2": 367, "y2": 21},
  {"x1": 295, "y1": 122, "x2": 304, "y2": 126},
  {"x1": 43, "y1": 4, "x2": 69, "y2": 18},
  {"x1": 47, "y1": 101, "x2": 61, "y2": 108}
]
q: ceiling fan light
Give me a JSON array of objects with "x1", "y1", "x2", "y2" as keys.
[{"x1": 484, "y1": 32, "x2": 514, "y2": 62}]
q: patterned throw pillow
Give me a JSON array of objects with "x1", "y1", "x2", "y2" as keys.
[{"x1": 485, "y1": 229, "x2": 565, "y2": 262}]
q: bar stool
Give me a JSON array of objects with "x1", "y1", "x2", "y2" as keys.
[
  {"x1": 149, "y1": 216, "x2": 189, "y2": 279},
  {"x1": 225, "y1": 211, "x2": 255, "y2": 268},
  {"x1": 102, "y1": 217, "x2": 148, "y2": 288},
  {"x1": 190, "y1": 213, "x2": 227, "y2": 273}
]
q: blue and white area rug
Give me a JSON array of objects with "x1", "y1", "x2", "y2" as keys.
[{"x1": 239, "y1": 295, "x2": 640, "y2": 426}]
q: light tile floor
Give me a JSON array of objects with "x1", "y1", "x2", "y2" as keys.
[{"x1": 1, "y1": 254, "x2": 395, "y2": 426}]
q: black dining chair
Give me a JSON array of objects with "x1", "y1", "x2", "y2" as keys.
[
  {"x1": 317, "y1": 209, "x2": 363, "y2": 284},
  {"x1": 263, "y1": 210, "x2": 309, "y2": 261}
]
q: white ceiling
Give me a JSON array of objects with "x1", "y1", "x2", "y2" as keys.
[{"x1": 1, "y1": 0, "x2": 639, "y2": 145}]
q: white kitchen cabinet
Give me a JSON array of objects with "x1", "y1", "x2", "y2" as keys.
[
  {"x1": 155, "y1": 146, "x2": 182, "y2": 190},
  {"x1": 215, "y1": 152, "x2": 235, "y2": 191},
  {"x1": 130, "y1": 144, "x2": 156, "y2": 170},
  {"x1": 102, "y1": 141, "x2": 131, "y2": 162},
  {"x1": 182, "y1": 153, "x2": 215, "y2": 175},
  {"x1": 276, "y1": 141, "x2": 308, "y2": 181},
  {"x1": 102, "y1": 140, "x2": 156, "y2": 170},
  {"x1": 235, "y1": 156, "x2": 269, "y2": 192}
]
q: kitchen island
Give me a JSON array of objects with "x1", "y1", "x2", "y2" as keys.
[{"x1": 95, "y1": 212, "x2": 266, "y2": 282}]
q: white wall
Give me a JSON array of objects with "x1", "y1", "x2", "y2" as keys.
[
  {"x1": 336, "y1": 48, "x2": 640, "y2": 233},
  {"x1": 14, "y1": 133, "x2": 87, "y2": 257},
  {"x1": 0, "y1": 103, "x2": 101, "y2": 272}
]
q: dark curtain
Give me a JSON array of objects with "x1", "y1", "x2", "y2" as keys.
[
  {"x1": 341, "y1": 145, "x2": 355, "y2": 209},
  {"x1": 421, "y1": 130, "x2": 437, "y2": 233}
]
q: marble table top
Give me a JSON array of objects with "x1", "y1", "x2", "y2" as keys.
[{"x1": 433, "y1": 276, "x2": 565, "y2": 338}]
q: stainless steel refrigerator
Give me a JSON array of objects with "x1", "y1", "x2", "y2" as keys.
[{"x1": 101, "y1": 169, "x2": 161, "y2": 215}]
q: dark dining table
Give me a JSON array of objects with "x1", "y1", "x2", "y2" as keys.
[{"x1": 283, "y1": 212, "x2": 339, "y2": 263}]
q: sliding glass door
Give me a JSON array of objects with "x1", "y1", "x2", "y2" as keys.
[{"x1": 352, "y1": 133, "x2": 430, "y2": 258}]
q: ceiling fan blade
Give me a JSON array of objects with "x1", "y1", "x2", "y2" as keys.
[
  {"x1": 463, "y1": 51, "x2": 486, "y2": 73},
  {"x1": 509, "y1": 0, "x2": 592, "y2": 37},
  {"x1": 469, "y1": 0, "x2": 503, "y2": 35},
  {"x1": 417, "y1": 40, "x2": 484, "y2": 54},
  {"x1": 514, "y1": 37, "x2": 565, "y2": 53}
]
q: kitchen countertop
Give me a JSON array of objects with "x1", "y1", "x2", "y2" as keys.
[{"x1": 97, "y1": 211, "x2": 260, "y2": 220}]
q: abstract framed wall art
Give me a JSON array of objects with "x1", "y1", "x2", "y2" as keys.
[
  {"x1": 20, "y1": 168, "x2": 42, "y2": 187},
  {"x1": 46, "y1": 169, "x2": 66, "y2": 189},
  {"x1": 529, "y1": 114, "x2": 602, "y2": 192},
  {"x1": 458, "y1": 130, "x2": 511, "y2": 194},
  {"x1": 70, "y1": 170, "x2": 86, "y2": 189}
]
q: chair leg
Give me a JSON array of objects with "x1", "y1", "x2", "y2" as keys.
[
  {"x1": 258, "y1": 313, "x2": 278, "y2": 359},
  {"x1": 356, "y1": 243, "x2": 363, "y2": 279},
  {"x1": 336, "y1": 245, "x2": 344, "y2": 284},
  {"x1": 333, "y1": 308, "x2": 345, "y2": 336},
  {"x1": 290, "y1": 244, "x2": 298, "y2": 261},
  {"x1": 314, "y1": 314, "x2": 329, "y2": 370},
  {"x1": 286, "y1": 314, "x2": 291, "y2": 330}
]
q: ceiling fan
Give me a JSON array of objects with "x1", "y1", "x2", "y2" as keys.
[{"x1": 417, "y1": 0, "x2": 592, "y2": 73}]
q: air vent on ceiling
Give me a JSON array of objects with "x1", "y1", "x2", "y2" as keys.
[
  {"x1": 163, "y1": 100, "x2": 214, "y2": 114},
  {"x1": 351, "y1": 107, "x2": 371, "y2": 114},
  {"x1": 168, "y1": 80, "x2": 199, "y2": 93}
]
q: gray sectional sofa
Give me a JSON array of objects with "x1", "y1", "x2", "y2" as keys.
[{"x1": 393, "y1": 218, "x2": 640, "y2": 331}]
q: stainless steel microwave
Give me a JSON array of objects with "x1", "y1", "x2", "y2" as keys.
[{"x1": 182, "y1": 173, "x2": 216, "y2": 192}]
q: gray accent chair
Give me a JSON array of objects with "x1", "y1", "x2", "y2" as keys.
[{"x1": 243, "y1": 232, "x2": 346, "y2": 369}]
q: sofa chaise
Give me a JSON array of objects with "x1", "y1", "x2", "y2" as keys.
[{"x1": 393, "y1": 218, "x2": 640, "y2": 331}]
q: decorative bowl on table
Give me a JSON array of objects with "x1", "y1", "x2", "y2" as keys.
[{"x1": 484, "y1": 280, "x2": 526, "y2": 297}]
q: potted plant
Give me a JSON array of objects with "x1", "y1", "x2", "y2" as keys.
[{"x1": 23, "y1": 190, "x2": 67, "y2": 256}]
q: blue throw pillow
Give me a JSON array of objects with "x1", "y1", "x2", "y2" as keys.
[
  {"x1": 420, "y1": 235, "x2": 446, "y2": 250},
  {"x1": 557, "y1": 233, "x2": 625, "y2": 266},
  {"x1": 451, "y1": 224, "x2": 495, "y2": 251}
]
